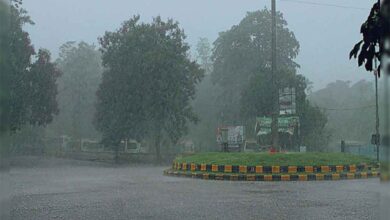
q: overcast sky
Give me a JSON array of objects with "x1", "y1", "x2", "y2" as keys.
[{"x1": 23, "y1": 0, "x2": 376, "y2": 90}]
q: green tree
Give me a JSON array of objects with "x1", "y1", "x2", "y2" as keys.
[
  {"x1": 241, "y1": 69, "x2": 329, "y2": 149},
  {"x1": 240, "y1": 69, "x2": 302, "y2": 119},
  {"x1": 211, "y1": 9, "x2": 328, "y2": 149},
  {"x1": 47, "y1": 42, "x2": 102, "y2": 140},
  {"x1": 95, "y1": 16, "x2": 203, "y2": 162},
  {"x1": 299, "y1": 101, "x2": 329, "y2": 151},
  {"x1": 0, "y1": 1, "x2": 60, "y2": 158},
  {"x1": 0, "y1": 0, "x2": 11, "y2": 135},
  {"x1": 350, "y1": 2, "x2": 389, "y2": 76},
  {"x1": 0, "y1": 0, "x2": 11, "y2": 159},
  {"x1": 196, "y1": 37, "x2": 213, "y2": 74},
  {"x1": 5, "y1": 1, "x2": 60, "y2": 132},
  {"x1": 211, "y1": 9, "x2": 300, "y2": 122}
]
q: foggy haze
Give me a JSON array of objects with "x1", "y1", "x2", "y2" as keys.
[
  {"x1": 3, "y1": 0, "x2": 390, "y2": 219},
  {"x1": 23, "y1": 0, "x2": 375, "y2": 90}
]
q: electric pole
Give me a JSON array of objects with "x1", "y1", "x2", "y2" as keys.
[
  {"x1": 271, "y1": 0, "x2": 279, "y2": 149},
  {"x1": 375, "y1": 0, "x2": 382, "y2": 162},
  {"x1": 375, "y1": 58, "x2": 380, "y2": 161}
]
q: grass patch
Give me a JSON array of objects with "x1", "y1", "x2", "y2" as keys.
[{"x1": 174, "y1": 152, "x2": 376, "y2": 166}]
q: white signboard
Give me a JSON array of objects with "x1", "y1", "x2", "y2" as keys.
[
  {"x1": 227, "y1": 126, "x2": 244, "y2": 144},
  {"x1": 217, "y1": 126, "x2": 245, "y2": 144},
  {"x1": 279, "y1": 87, "x2": 296, "y2": 115}
]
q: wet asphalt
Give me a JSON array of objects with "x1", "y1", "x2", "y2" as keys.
[{"x1": 7, "y1": 158, "x2": 381, "y2": 220}]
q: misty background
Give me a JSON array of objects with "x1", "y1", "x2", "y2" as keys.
[
  {"x1": 8, "y1": 0, "x2": 381, "y2": 156},
  {"x1": 23, "y1": 0, "x2": 375, "y2": 90},
  {"x1": 1, "y1": 1, "x2": 388, "y2": 219}
]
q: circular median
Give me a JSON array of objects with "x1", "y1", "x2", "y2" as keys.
[{"x1": 164, "y1": 152, "x2": 380, "y2": 181}]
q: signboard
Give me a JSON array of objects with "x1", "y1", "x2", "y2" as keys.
[
  {"x1": 371, "y1": 134, "x2": 381, "y2": 145},
  {"x1": 228, "y1": 126, "x2": 244, "y2": 144},
  {"x1": 279, "y1": 87, "x2": 296, "y2": 115},
  {"x1": 255, "y1": 116, "x2": 299, "y2": 136},
  {"x1": 217, "y1": 126, "x2": 245, "y2": 145}
]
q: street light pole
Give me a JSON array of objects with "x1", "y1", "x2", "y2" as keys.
[
  {"x1": 375, "y1": 59, "x2": 380, "y2": 161},
  {"x1": 271, "y1": 0, "x2": 279, "y2": 149}
]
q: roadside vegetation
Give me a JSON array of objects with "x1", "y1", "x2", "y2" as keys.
[
  {"x1": 174, "y1": 152, "x2": 376, "y2": 166},
  {"x1": 1, "y1": 0, "x2": 387, "y2": 165}
]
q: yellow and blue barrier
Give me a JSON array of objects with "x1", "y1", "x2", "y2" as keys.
[{"x1": 164, "y1": 169, "x2": 380, "y2": 181}]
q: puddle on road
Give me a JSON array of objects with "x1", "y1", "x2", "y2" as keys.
[{"x1": 243, "y1": 189, "x2": 291, "y2": 194}]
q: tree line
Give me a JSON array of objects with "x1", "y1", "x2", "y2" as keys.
[{"x1": 1, "y1": 1, "x2": 331, "y2": 162}]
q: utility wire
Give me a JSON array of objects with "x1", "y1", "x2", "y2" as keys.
[
  {"x1": 319, "y1": 105, "x2": 376, "y2": 111},
  {"x1": 280, "y1": 0, "x2": 368, "y2": 10},
  {"x1": 197, "y1": 103, "x2": 376, "y2": 111}
]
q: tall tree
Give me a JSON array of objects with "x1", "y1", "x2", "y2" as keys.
[
  {"x1": 0, "y1": 1, "x2": 60, "y2": 158},
  {"x1": 5, "y1": 1, "x2": 60, "y2": 132},
  {"x1": 211, "y1": 9, "x2": 328, "y2": 149},
  {"x1": 0, "y1": 0, "x2": 11, "y2": 159},
  {"x1": 47, "y1": 42, "x2": 102, "y2": 140},
  {"x1": 95, "y1": 16, "x2": 203, "y2": 162},
  {"x1": 0, "y1": 0, "x2": 11, "y2": 135},
  {"x1": 211, "y1": 9, "x2": 300, "y2": 122}
]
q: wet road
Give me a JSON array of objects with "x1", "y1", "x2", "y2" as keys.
[{"x1": 9, "y1": 158, "x2": 380, "y2": 220}]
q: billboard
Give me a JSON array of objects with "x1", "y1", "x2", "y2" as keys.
[
  {"x1": 255, "y1": 116, "x2": 300, "y2": 136},
  {"x1": 217, "y1": 126, "x2": 245, "y2": 145},
  {"x1": 279, "y1": 87, "x2": 296, "y2": 115}
]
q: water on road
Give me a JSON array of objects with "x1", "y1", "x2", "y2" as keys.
[{"x1": 8, "y1": 158, "x2": 380, "y2": 220}]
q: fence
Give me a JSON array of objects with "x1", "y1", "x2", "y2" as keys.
[{"x1": 343, "y1": 142, "x2": 386, "y2": 160}]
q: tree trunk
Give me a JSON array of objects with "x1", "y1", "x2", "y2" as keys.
[
  {"x1": 155, "y1": 134, "x2": 162, "y2": 164},
  {"x1": 114, "y1": 144, "x2": 119, "y2": 164}
]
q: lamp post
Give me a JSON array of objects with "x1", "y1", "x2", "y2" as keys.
[{"x1": 270, "y1": 0, "x2": 279, "y2": 149}]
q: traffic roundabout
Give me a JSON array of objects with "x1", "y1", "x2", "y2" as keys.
[{"x1": 164, "y1": 152, "x2": 380, "y2": 181}]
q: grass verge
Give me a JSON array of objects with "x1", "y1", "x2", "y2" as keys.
[{"x1": 174, "y1": 152, "x2": 376, "y2": 166}]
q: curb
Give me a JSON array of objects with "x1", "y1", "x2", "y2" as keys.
[
  {"x1": 172, "y1": 162, "x2": 377, "y2": 174},
  {"x1": 164, "y1": 169, "x2": 380, "y2": 181}
]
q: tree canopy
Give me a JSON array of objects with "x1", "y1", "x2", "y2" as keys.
[
  {"x1": 205, "y1": 9, "x2": 328, "y2": 149},
  {"x1": 2, "y1": 1, "x2": 60, "y2": 133},
  {"x1": 47, "y1": 41, "x2": 102, "y2": 140},
  {"x1": 95, "y1": 16, "x2": 203, "y2": 161},
  {"x1": 0, "y1": 0, "x2": 11, "y2": 134},
  {"x1": 211, "y1": 9, "x2": 300, "y2": 122},
  {"x1": 350, "y1": 2, "x2": 390, "y2": 76}
]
